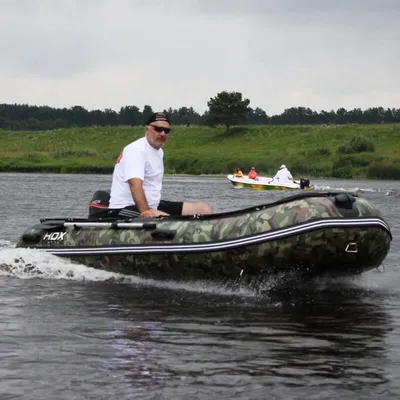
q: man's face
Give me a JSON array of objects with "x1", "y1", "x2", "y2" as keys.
[{"x1": 145, "y1": 121, "x2": 171, "y2": 149}]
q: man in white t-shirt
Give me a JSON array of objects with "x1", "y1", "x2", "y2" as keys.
[
  {"x1": 109, "y1": 111, "x2": 213, "y2": 218},
  {"x1": 269, "y1": 165, "x2": 294, "y2": 184}
]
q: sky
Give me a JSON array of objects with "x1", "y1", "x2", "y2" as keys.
[{"x1": 0, "y1": 0, "x2": 399, "y2": 115}]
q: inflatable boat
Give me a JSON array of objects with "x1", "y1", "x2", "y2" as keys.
[{"x1": 16, "y1": 191, "x2": 392, "y2": 283}]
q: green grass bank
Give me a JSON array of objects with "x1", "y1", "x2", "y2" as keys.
[{"x1": 1, "y1": 124, "x2": 399, "y2": 179}]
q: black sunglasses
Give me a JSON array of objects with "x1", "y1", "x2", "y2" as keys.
[{"x1": 150, "y1": 125, "x2": 171, "y2": 134}]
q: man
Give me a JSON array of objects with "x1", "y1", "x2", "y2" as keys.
[
  {"x1": 269, "y1": 165, "x2": 294, "y2": 184},
  {"x1": 109, "y1": 111, "x2": 213, "y2": 218}
]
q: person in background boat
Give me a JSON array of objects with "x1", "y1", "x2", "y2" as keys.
[
  {"x1": 109, "y1": 111, "x2": 213, "y2": 218},
  {"x1": 247, "y1": 166, "x2": 258, "y2": 180},
  {"x1": 234, "y1": 168, "x2": 243, "y2": 178},
  {"x1": 269, "y1": 164, "x2": 294, "y2": 184}
]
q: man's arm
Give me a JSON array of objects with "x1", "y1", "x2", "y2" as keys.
[
  {"x1": 269, "y1": 173, "x2": 277, "y2": 183},
  {"x1": 128, "y1": 178, "x2": 169, "y2": 218},
  {"x1": 128, "y1": 178, "x2": 149, "y2": 213}
]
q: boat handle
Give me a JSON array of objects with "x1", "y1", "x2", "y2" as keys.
[
  {"x1": 150, "y1": 229, "x2": 176, "y2": 240},
  {"x1": 345, "y1": 242, "x2": 358, "y2": 253}
]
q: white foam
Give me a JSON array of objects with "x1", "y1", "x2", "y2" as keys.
[
  {"x1": 314, "y1": 184, "x2": 361, "y2": 193},
  {"x1": 0, "y1": 239, "x2": 14, "y2": 249},
  {"x1": 315, "y1": 185, "x2": 397, "y2": 196},
  {"x1": 0, "y1": 247, "x2": 126, "y2": 281}
]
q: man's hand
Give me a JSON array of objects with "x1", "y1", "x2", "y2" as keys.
[{"x1": 140, "y1": 209, "x2": 169, "y2": 218}]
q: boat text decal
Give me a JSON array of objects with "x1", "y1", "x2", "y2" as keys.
[{"x1": 43, "y1": 232, "x2": 67, "y2": 241}]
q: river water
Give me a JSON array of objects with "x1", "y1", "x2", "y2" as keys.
[{"x1": 0, "y1": 173, "x2": 399, "y2": 399}]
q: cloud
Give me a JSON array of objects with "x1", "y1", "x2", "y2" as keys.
[
  {"x1": 195, "y1": 0, "x2": 400, "y2": 15},
  {"x1": 0, "y1": 0, "x2": 399, "y2": 115}
]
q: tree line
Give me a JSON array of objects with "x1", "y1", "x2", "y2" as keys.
[{"x1": 1, "y1": 91, "x2": 400, "y2": 131}]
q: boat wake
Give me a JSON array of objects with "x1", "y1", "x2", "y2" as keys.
[
  {"x1": 314, "y1": 184, "x2": 398, "y2": 197},
  {"x1": 0, "y1": 246, "x2": 127, "y2": 281},
  {"x1": 0, "y1": 246, "x2": 261, "y2": 298}
]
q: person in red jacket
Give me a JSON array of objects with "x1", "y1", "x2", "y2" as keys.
[{"x1": 247, "y1": 167, "x2": 258, "y2": 180}]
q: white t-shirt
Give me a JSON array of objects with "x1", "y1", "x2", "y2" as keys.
[
  {"x1": 272, "y1": 168, "x2": 293, "y2": 183},
  {"x1": 109, "y1": 137, "x2": 164, "y2": 209}
]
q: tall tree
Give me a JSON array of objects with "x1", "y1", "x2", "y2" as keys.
[
  {"x1": 142, "y1": 105, "x2": 154, "y2": 125},
  {"x1": 119, "y1": 105, "x2": 142, "y2": 126},
  {"x1": 207, "y1": 91, "x2": 250, "y2": 132},
  {"x1": 247, "y1": 107, "x2": 269, "y2": 124}
]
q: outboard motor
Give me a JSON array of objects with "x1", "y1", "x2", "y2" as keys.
[
  {"x1": 300, "y1": 178, "x2": 311, "y2": 189},
  {"x1": 88, "y1": 190, "x2": 111, "y2": 218}
]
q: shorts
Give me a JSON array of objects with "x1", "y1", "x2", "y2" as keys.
[
  {"x1": 158, "y1": 200, "x2": 184, "y2": 215},
  {"x1": 115, "y1": 200, "x2": 184, "y2": 218}
]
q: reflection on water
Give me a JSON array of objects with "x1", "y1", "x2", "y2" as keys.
[
  {"x1": 85, "y1": 281, "x2": 392, "y2": 397},
  {"x1": 269, "y1": 288, "x2": 390, "y2": 388}
]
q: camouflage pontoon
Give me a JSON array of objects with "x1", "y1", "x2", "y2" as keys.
[{"x1": 16, "y1": 191, "x2": 392, "y2": 282}]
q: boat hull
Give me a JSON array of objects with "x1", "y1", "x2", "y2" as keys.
[
  {"x1": 46, "y1": 225, "x2": 390, "y2": 281},
  {"x1": 16, "y1": 192, "x2": 392, "y2": 282}
]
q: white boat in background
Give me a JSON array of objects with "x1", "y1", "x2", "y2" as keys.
[{"x1": 227, "y1": 174, "x2": 313, "y2": 191}]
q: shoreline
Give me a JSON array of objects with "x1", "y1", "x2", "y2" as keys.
[
  {"x1": 1, "y1": 124, "x2": 399, "y2": 180},
  {"x1": 1, "y1": 170, "x2": 398, "y2": 182}
]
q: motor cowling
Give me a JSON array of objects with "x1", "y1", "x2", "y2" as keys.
[
  {"x1": 88, "y1": 190, "x2": 110, "y2": 218},
  {"x1": 300, "y1": 178, "x2": 310, "y2": 189}
]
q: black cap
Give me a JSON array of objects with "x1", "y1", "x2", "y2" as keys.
[{"x1": 146, "y1": 111, "x2": 171, "y2": 125}]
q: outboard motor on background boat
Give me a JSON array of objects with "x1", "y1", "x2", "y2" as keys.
[
  {"x1": 300, "y1": 178, "x2": 311, "y2": 189},
  {"x1": 88, "y1": 190, "x2": 110, "y2": 218}
]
